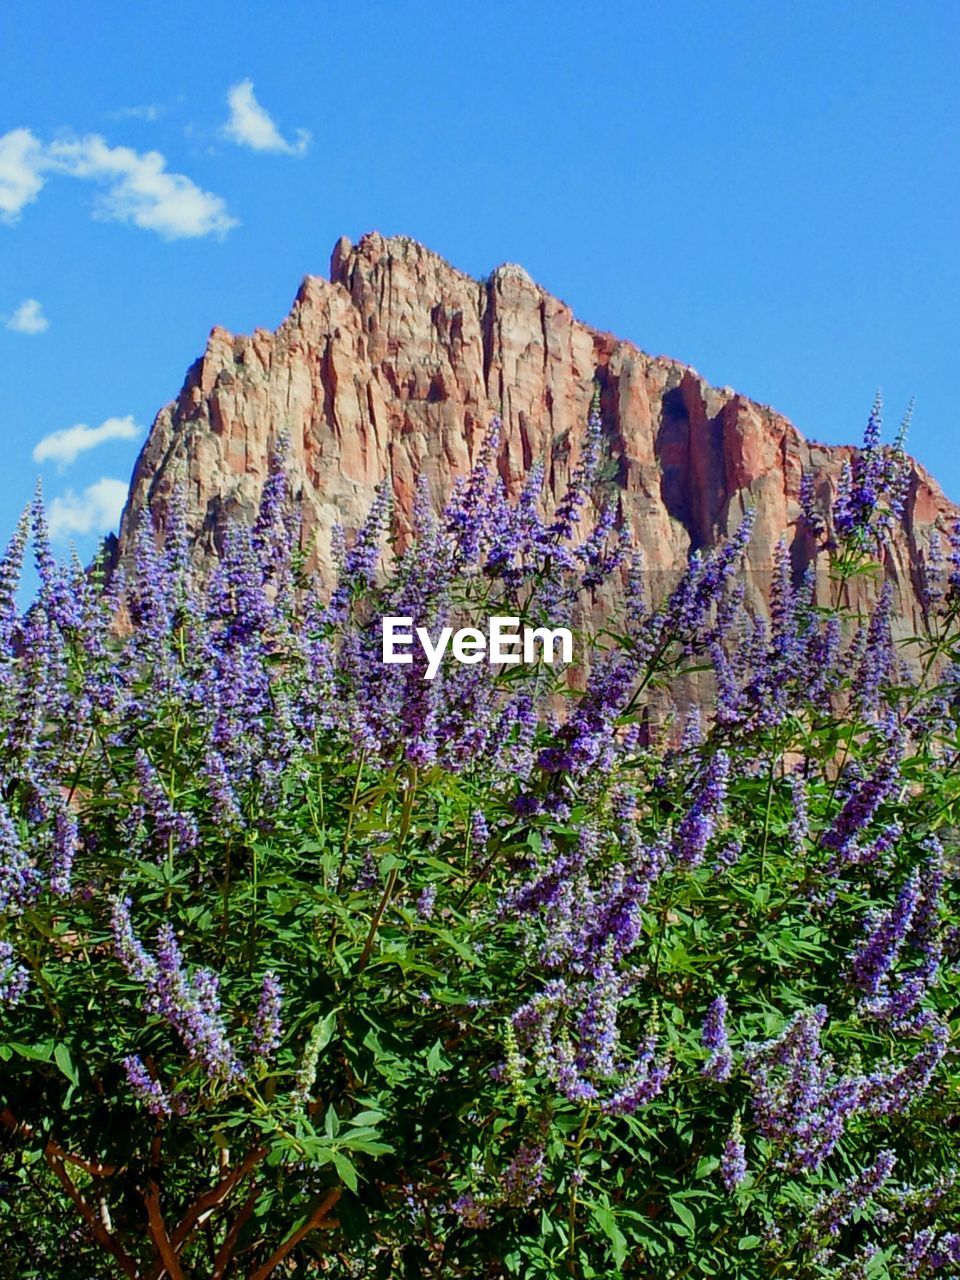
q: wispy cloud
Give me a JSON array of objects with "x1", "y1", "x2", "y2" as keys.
[
  {"x1": 6, "y1": 298, "x2": 48, "y2": 334},
  {"x1": 33, "y1": 415, "x2": 141, "y2": 468},
  {"x1": 0, "y1": 127, "x2": 237, "y2": 239},
  {"x1": 48, "y1": 478, "x2": 128, "y2": 540},
  {"x1": 108, "y1": 104, "x2": 165, "y2": 123},
  {"x1": 223, "y1": 80, "x2": 310, "y2": 156}
]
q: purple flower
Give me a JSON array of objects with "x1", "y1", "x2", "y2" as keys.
[
  {"x1": 799, "y1": 470, "x2": 826, "y2": 541},
  {"x1": 674, "y1": 752, "x2": 729, "y2": 867},
  {"x1": 416, "y1": 884, "x2": 437, "y2": 920},
  {"x1": 854, "y1": 583, "x2": 895, "y2": 718},
  {"x1": 111, "y1": 902, "x2": 241, "y2": 1082},
  {"x1": 152, "y1": 926, "x2": 242, "y2": 1081},
  {"x1": 806, "y1": 1149, "x2": 896, "y2": 1242},
  {"x1": 788, "y1": 773, "x2": 809, "y2": 856},
  {"x1": 251, "y1": 971, "x2": 283, "y2": 1064},
  {"x1": 831, "y1": 396, "x2": 910, "y2": 547},
  {"x1": 701, "y1": 995, "x2": 733, "y2": 1082},
  {"x1": 904, "y1": 1227, "x2": 960, "y2": 1276},
  {"x1": 0, "y1": 508, "x2": 28, "y2": 658},
  {"x1": 743, "y1": 1006, "x2": 854, "y2": 1170},
  {"x1": 850, "y1": 870, "x2": 921, "y2": 998},
  {"x1": 823, "y1": 750, "x2": 901, "y2": 866},
  {"x1": 601, "y1": 1037, "x2": 670, "y2": 1115},
  {"x1": 500, "y1": 1143, "x2": 546, "y2": 1208},
  {"x1": 576, "y1": 957, "x2": 625, "y2": 1077},
  {"x1": 133, "y1": 750, "x2": 199, "y2": 858},
  {"x1": 923, "y1": 530, "x2": 945, "y2": 610},
  {"x1": 0, "y1": 940, "x2": 29, "y2": 1006},
  {"x1": 721, "y1": 1117, "x2": 747, "y2": 1191},
  {"x1": 470, "y1": 809, "x2": 489, "y2": 853},
  {"x1": 110, "y1": 895, "x2": 157, "y2": 985},
  {"x1": 451, "y1": 1191, "x2": 491, "y2": 1229},
  {"x1": 49, "y1": 805, "x2": 77, "y2": 897},
  {"x1": 122, "y1": 1054, "x2": 176, "y2": 1119},
  {"x1": 0, "y1": 800, "x2": 40, "y2": 915}
]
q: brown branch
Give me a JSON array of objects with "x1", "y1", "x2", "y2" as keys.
[
  {"x1": 249, "y1": 1188, "x2": 342, "y2": 1280},
  {"x1": 144, "y1": 1180, "x2": 187, "y2": 1280},
  {"x1": 211, "y1": 1187, "x2": 260, "y2": 1279},
  {"x1": 43, "y1": 1143, "x2": 139, "y2": 1279},
  {"x1": 0, "y1": 1108, "x2": 118, "y2": 1176},
  {"x1": 356, "y1": 866, "x2": 398, "y2": 973},
  {"x1": 170, "y1": 1144, "x2": 268, "y2": 1250},
  {"x1": 2, "y1": 1109, "x2": 135, "y2": 1275}
]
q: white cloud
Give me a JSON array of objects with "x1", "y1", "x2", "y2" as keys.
[
  {"x1": 0, "y1": 128, "x2": 46, "y2": 222},
  {"x1": 223, "y1": 79, "x2": 310, "y2": 156},
  {"x1": 6, "y1": 298, "x2": 48, "y2": 334},
  {"x1": 47, "y1": 478, "x2": 128, "y2": 540},
  {"x1": 109, "y1": 104, "x2": 164, "y2": 123},
  {"x1": 46, "y1": 135, "x2": 238, "y2": 239},
  {"x1": 0, "y1": 127, "x2": 237, "y2": 240},
  {"x1": 33, "y1": 414, "x2": 141, "y2": 468}
]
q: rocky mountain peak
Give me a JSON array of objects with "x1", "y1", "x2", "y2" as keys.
[{"x1": 111, "y1": 231, "x2": 955, "y2": 648}]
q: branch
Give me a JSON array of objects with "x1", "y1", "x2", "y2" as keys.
[
  {"x1": 0, "y1": 1108, "x2": 118, "y2": 1176},
  {"x1": 170, "y1": 1144, "x2": 267, "y2": 1250},
  {"x1": 144, "y1": 1180, "x2": 187, "y2": 1280},
  {"x1": 43, "y1": 1143, "x2": 139, "y2": 1279},
  {"x1": 1, "y1": 1110, "x2": 135, "y2": 1276},
  {"x1": 249, "y1": 1188, "x2": 341, "y2": 1280},
  {"x1": 211, "y1": 1187, "x2": 260, "y2": 1279}
]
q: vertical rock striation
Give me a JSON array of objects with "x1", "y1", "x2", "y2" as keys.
[{"x1": 111, "y1": 231, "x2": 955, "y2": 644}]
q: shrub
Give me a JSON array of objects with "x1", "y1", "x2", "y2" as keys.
[{"x1": 0, "y1": 404, "x2": 958, "y2": 1279}]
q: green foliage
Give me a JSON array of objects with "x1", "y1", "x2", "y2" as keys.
[{"x1": 1, "y1": 418, "x2": 959, "y2": 1278}]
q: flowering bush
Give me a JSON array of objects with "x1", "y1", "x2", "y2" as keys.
[{"x1": 1, "y1": 405, "x2": 959, "y2": 1278}]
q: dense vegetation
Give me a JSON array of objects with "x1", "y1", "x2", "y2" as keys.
[{"x1": 1, "y1": 403, "x2": 958, "y2": 1278}]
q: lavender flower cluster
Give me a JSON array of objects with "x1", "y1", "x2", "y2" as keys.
[
  {"x1": 110, "y1": 896, "x2": 284, "y2": 1110},
  {"x1": 0, "y1": 400, "x2": 957, "y2": 1277}
]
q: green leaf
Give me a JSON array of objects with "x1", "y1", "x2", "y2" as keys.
[
  {"x1": 53, "y1": 1043, "x2": 79, "y2": 1087},
  {"x1": 668, "y1": 1195, "x2": 696, "y2": 1234},
  {"x1": 426, "y1": 1039, "x2": 451, "y2": 1076},
  {"x1": 592, "y1": 1201, "x2": 628, "y2": 1268},
  {"x1": 350, "y1": 1109, "x2": 385, "y2": 1126},
  {"x1": 10, "y1": 1041, "x2": 54, "y2": 1063},
  {"x1": 324, "y1": 1104, "x2": 340, "y2": 1139},
  {"x1": 316, "y1": 1010, "x2": 338, "y2": 1053},
  {"x1": 332, "y1": 1151, "x2": 359, "y2": 1192}
]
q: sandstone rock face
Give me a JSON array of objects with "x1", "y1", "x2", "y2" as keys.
[{"x1": 112, "y1": 232, "x2": 956, "y2": 647}]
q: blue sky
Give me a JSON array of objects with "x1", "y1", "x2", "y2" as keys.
[{"x1": 1, "y1": 0, "x2": 958, "y2": 576}]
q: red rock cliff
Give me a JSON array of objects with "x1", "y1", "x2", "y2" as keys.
[{"x1": 111, "y1": 232, "x2": 955, "y2": 639}]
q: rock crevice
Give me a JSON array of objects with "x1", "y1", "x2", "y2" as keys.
[{"x1": 111, "y1": 231, "x2": 956, "y2": 642}]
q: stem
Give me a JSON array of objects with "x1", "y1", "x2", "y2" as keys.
[
  {"x1": 355, "y1": 765, "x2": 418, "y2": 975},
  {"x1": 169, "y1": 1144, "x2": 268, "y2": 1252},
  {"x1": 211, "y1": 1188, "x2": 259, "y2": 1278},
  {"x1": 620, "y1": 631, "x2": 676, "y2": 720},
  {"x1": 759, "y1": 732, "x2": 780, "y2": 882},
  {"x1": 335, "y1": 751, "x2": 367, "y2": 893},
  {"x1": 65, "y1": 728, "x2": 95, "y2": 807},
  {"x1": 221, "y1": 840, "x2": 232, "y2": 958},
  {"x1": 356, "y1": 866, "x2": 399, "y2": 974},
  {"x1": 251, "y1": 839, "x2": 258, "y2": 924},
  {"x1": 456, "y1": 842, "x2": 500, "y2": 910},
  {"x1": 566, "y1": 1106, "x2": 593, "y2": 1277}
]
